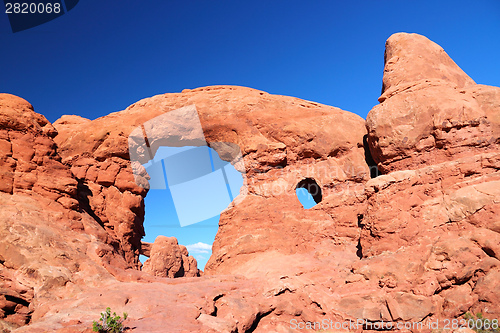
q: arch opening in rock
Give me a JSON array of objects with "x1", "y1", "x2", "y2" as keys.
[
  {"x1": 127, "y1": 105, "x2": 247, "y2": 272},
  {"x1": 140, "y1": 145, "x2": 244, "y2": 270},
  {"x1": 295, "y1": 178, "x2": 322, "y2": 209}
]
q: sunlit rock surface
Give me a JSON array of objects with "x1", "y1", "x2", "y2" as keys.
[{"x1": 0, "y1": 33, "x2": 499, "y2": 332}]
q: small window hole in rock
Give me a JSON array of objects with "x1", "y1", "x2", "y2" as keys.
[{"x1": 295, "y1": 178, "x2": 322, "y2": 209}]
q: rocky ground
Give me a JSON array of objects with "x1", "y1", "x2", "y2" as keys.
[{"x1": 0, "y1": 33, "x2": 499, "y2": 332}]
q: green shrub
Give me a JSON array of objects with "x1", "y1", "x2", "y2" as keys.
[
  {"x1": 463, "y1": 312, "x2": 500, "y2": 333},
  {"x1": 92, "y1": 307, "x2": 128, "y2": 333}
]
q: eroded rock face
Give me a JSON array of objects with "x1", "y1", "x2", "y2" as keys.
[
  {"x1": 0, "y1": 94, "x2": 77, "y2": 205},
  {"x1": 367, "y1": 33, "x2": 500, "y2": 174},
  {"x1": 380, "y1": 33, "x2": 476, "y2": 93},
  {"x1": 0, "y1": 32, "x2": 499, "y2": 333},
  {"x1": 53, "y1": 115, "x2": 146, "y2": 270},
  {"x1": 142, "y1": 236, "x2": 199, "y2": 278},
  {"x1": 0, "y1": 94, "x2": 134, "y2": 331},
  {"x1": 358, "y1": 33, "x2": 500, "y2": 323},
  {"x1": 52, "y1": 85, "x2": 370, "y2": 277}
]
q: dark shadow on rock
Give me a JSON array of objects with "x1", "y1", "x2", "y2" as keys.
[
  {"x1": 76, "y1": 179, "x2": 103, "y2": 226},
  {"x1": 363, "y1": 134, "x2": 381, "y2": 178}
]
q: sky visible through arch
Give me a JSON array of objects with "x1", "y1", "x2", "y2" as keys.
[
  {"x1": 1, "y1": 1, "x2": 500, "y2": 270},
  {"x1": 141, "y1": 145, "x2": 243, "y2": 269}
]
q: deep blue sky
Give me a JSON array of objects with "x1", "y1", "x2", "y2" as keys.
[
  {"x1": 1, "y1": 1, "x2": 499, "y2": 123},
  {"x1": 2, "y1": 1, "x2": 500, "y2": 269}
]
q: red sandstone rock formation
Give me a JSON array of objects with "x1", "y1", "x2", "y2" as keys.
[
  {"x1": 0, "y1": 32, "x2": 498, "y2": 333},
  {"x1": 367, "y1": 33, "x2": 500, "y2": 173},
  {"x1": 142, "y1": 236, "x2": 199, "y2": 278}
]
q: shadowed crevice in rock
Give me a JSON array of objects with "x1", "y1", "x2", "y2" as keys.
[
  {"x1": 174, "y1": 263, "x2": 186, "y2": 278},
  {"x1": 481, "y1": 246, "x2": 496, "y2": 259},
  {"x1": 76, "y1": 179, "x2": 103, "y2": 226},
  {"x1": 211, "y1": 294, "x2": 224, "y2": 316},
  {"x1": 4, "y1": 294, "x2": 29, "y2": 309},
  {"x1": 295, "y1": 178, "x2": 322, "y2": 204},
  {"x1": 245, "y1": 309, "x2": 274, "y2": 333},
  {"x1": 0, "y1": 289, "x2": 33, "y2": 326},
  {"x1": 357, "y1": 213, "x2": 364, "y2": 228},
  {"x1": 356, "y1": 214, "x2": 364, "y2": 259},
  {"x1": 356, "y1": 239, "x2": 363, "y2": 259},
  {"x1": 363, "y1": 134, "x2": 381, "y2": 178}
]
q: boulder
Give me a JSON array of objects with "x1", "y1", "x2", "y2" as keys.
[{"x1": 142, "y1": 236, "x2": 200, "y2": 278}]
